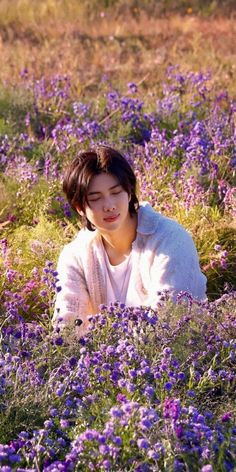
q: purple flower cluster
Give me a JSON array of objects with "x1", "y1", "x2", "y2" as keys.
[
  {"x1": 0, "y1": 66, "x2": 235, "y2": 470},
  {"x1": 5, "y1": 155, "x2": 38, "y2": 186},
  {"x1": 0, "y1": 67, "x2": 234, "y2": 224},
  {"x1": 0, "y1": 295, "x2": 235, "y2": 470},
  {"x1": 1, "y1": 256, "x2": 60, "y2": 322}
]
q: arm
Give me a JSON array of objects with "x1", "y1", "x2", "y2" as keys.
[
  {"x1": 147, "y1": 228, "x2": 207, "y2": 306},
  {"x1": 52, "y1": 244, "x2": 93, "y2": 332}
]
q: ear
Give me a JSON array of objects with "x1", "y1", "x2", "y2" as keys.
[{"x1": 75, "y1": 205, "x2": 84, "y2": 217}]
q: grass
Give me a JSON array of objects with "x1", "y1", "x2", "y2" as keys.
[{"x1": 0, "y1": 5, "x2": 235, "y2": 470}]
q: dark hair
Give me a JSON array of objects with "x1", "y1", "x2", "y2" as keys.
[{"x1": 63, "y1": 145, "x2": 139, "y2": 231}]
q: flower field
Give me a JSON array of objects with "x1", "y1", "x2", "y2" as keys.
[{"x1": 0, "y1": 2, "x2": 236, "y2": 470}]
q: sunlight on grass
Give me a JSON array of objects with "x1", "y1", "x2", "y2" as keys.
[{"x1": 0, "y1": 3, "x2": 235, "y2": 470}]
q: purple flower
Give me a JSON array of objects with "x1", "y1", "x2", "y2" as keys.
[
  {"x1": 8, "y1": 453, "x2": 21, "y2": 463},
  {"x1": 112, "y1": 436, "x2": 122, "y2": 446},
  {"x1": 44, "y1": 420, "x2": 54, "y2": 429},
  {"x1": 177, "y1": 372, "x2": 185, "y2": 381},
  {"x1": 54, "y1": 337, "x2": 64, "y2": 346},
  {"x1": 221, "y1": 412, "x2": 232, "y2": 422},
  {"x1": 128, "y1": 82, "x2": 138, "y2": 93},
  {"x1": 163, "y1": 347, "x2": 172, "y2": 357},
  {"x1": 99, "y1": 444, "x2": 110, "y2": 455},
  {"x1": 163, "y1": 398, "x2": 181, "y2": 421},
  {"x1": 137, "y1": 438, "x2": 150, "y2": 450},
  {"x1": 50, "y1": 408, "x2": 58, "y2": 417},
  {"x1": 144, "y1": 386, "x2": 155, "y2": 397},
  {"x1": 201, "y1": 466, "x2": 213, "y2": 472},
  {"x1": 60, "y1": 419, "x2": 69, "y2": 429},
  {"x1": 175, "y1": 426, "x2": 184, "y2": 439},
  {"x1": 102, "y1": 459, "x2": 112, "y2": 470},
  {"x1": 82, "y1": 429, "x2": 99, "y2": 441},
  {"x1": 110, "y1": 407, "x2": 123, "y2": 418},
  {"x1": 139, "y1": 418, "x2": 152, "y2": 430},
  {"x1": 164, "y1": 382, "x2": 173, "y2": 391},
  {"x1": 147, "y1": 449, "x2": 159, "y2": 459}
]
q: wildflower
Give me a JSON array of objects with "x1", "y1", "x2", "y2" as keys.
[
  {"x1": 144, "y1": 386, "x2": 155, "y2": 397},
  {"x1": 54, "y1": 337, "x2": 64, "y2": 346},
  {"x1": 128, "y1": 82, "x2": 138, "y2": 93},
  {"x1": 110, "y1": 407, "x2": 123, "y2": 418},
  {"x1": 112, "y1": 436, "x2": 122, "y2": 446},
  {"x1": 137, "y1": 438, "x2": 150, "y2": 450},
  {"x1": 44, "y1": 420, "x2": 54, "y2": 429},
  {"x1": 163, "y1": 398, "x2": 181, "y2": 420},
  {"x1": 221, "y1": 412, "x2": 232, "y2": 422},
  {"x1": 201, "y1": 466, "x2": 213, "y2": 472},
  {"x1": 147, "y1": 449, "x2": 159, "y2": 459},
  {"x1": 60, "y1": 420, "x2": 69, "y2": 429},
  {"x1": 102, "y1": 459, "x2": 112, "y2": 470},
  {"x1": 177, "y1": 372, "x2": 185, "y2": 381},
  {"x1": 99, "y1": 444, "x2": 110, "y2": 455},
  {"x1": 139, "y1": 418, "x2": 152, "y2": 430},
  {"x1": 164, "y1": 382, "x2": 173, "y2": 391}
]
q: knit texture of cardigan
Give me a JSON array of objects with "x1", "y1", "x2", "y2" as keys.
[{"x1": 53, "y1": 202, "x2": 207, "y2": 334}]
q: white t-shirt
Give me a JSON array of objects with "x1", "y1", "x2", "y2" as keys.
[
  {"x1": 102, "y1": 244, "x2": 132, "y2": 304},
  {"x1": 102, "y1": 241, "x2": 149, "y2": 307}
]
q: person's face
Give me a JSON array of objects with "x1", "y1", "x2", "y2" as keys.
[{"x1": 77, "y1": 172, "x2": 131, "y2": 234}]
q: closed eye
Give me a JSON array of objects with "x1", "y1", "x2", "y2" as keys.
[
  {"x1": 88, "y1": 197, "x2": 100, "y2": 202},
  {"x1": 88, "y1": 190, "x2": 122, "y2": 201}
]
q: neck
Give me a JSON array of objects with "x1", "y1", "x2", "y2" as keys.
[{"x1": 101, "y1": 213, "x2": 137, "y2": 260}]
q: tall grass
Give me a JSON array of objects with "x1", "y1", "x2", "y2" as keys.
[
  {"x1": 0, "y1": 0, "x2": 235, "y2": 92},
  {"x1": 0, "y1": 0, "x2": 235, "y2": 29},
  {"x1": 0, "y1": 4, "x2": 235, "y2": 470}
]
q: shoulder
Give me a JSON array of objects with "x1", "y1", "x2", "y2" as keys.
[
  {"x1": 138, "y1": 202, "x2": 197, "y2": 253},
  {"x1": 58, "y1": 227, "x2": 99, "y2": 262},
  {"x1": 138, "y1": 202, "x2": 191, "y2": 237},
  {"x1": 158, "y1": 214, "x2": 194, "y2": 246}
]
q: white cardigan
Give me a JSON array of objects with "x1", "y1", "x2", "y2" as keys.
[{"x1": 53, "y1": 202, "x2": 207, "y2": 333}]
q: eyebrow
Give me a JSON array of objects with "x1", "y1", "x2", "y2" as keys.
[{"x1": 87, "y1": 184, "x2": 121, "y2": 196}]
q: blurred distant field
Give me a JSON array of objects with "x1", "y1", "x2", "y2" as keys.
[{"x1": 0, "y1": 0, "x2": 235, "y2": 93}]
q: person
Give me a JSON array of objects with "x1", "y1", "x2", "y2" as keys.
[{"x1": 53, "y1": 145, "x2": 207, "y2": 335}]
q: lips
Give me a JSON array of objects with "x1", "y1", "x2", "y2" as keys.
[{"x1": 103, "y1": 214, "x2": 120, "y2": 222}]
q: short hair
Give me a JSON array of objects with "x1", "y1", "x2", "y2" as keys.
[{"x1": 63, "y1": 145, "x2": 139, "y2": 231}]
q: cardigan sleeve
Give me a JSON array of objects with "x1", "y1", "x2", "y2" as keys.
[
  {"x1": 147, "y1": 227, "x2": 207, "y2": 306},
  {"x1": 52, "y1": 243, "x2": 93, "y2": 332}
]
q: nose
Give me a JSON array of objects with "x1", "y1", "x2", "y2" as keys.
[{"x1": 103, "y1": 197, "x2": 116, "y2": 212}]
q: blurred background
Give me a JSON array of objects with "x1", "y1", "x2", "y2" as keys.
[{"x1": 0, "y1": 0, "x2": 235, "y2": 91}]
